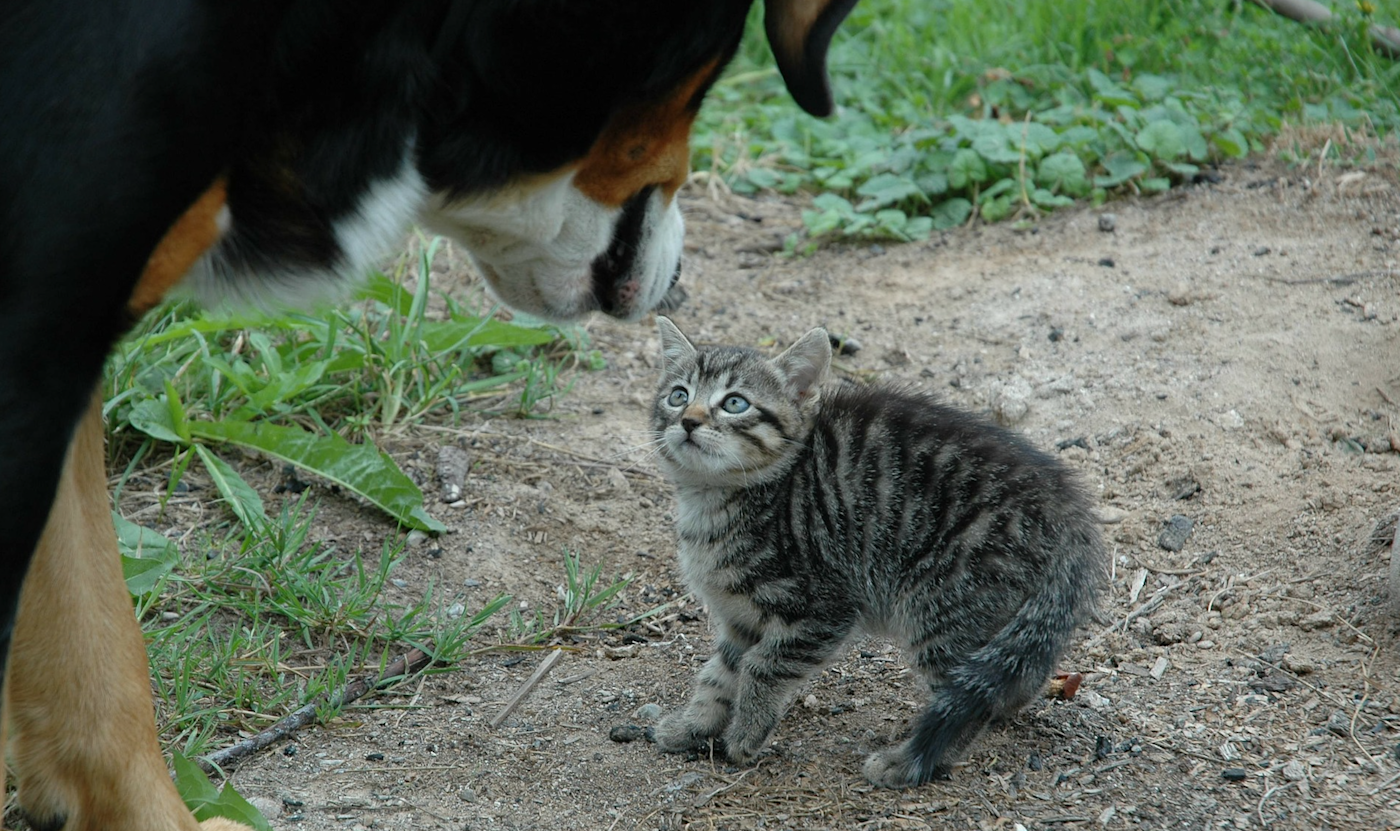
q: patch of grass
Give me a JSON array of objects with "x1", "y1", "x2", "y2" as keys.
[
  {"x1": 105, "y1": 236, "x2": 601, "y2": 533},
  {"x1": 134, "y1": 497, "x2": 500, "y2": 758},
  {"x1": 694, "y1": 0, "x2": 1400, "y2": 246}
]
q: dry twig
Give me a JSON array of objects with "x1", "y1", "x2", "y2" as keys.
[{"x1": 198, "y1": 647, "x2": 432, "y2": 773}]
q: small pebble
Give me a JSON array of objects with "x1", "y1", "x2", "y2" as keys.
[
  {"x1": 803, "y1": 694, "x2": 820, "y2": 709},
  {"x1": 1098, "y1": 257, "x2": 1115, "y2": 268},
  {"x1": 1221, "y1": 768, "x2": 1247, "y2": 782},
  {"x1": 634, "y1": 703, "x2": 663, "y2": 721},
  {"x1": 609, "y1": 724, "x2": 645, "y2": 743},
  {"x1": 459, "y1": 787, "x2": 478, "y2": 803},
  {"x1": 1094, "y1": 736, "x2": 1112, "y2": 759},
  {"x1": 282, "y1": 744, "x2": 297, "y2": 757},
  {"x1": 246, "y1": 796, "x2": 283, "y2": 821},
  {"x1": 406, "y1": 530, "x2": 430, "y2": 548},
  {"x1": 1281, "y1": 760, "x2": 1307, "y2": 781},
  {"x1": 1027, "y1": 753, "x2": 1043, "y2": 771},
  {"x1": 364, "y1": 752, "x2": 384, "y2": 761},
  {"x1": 1098, "y1": 213, "x2": 1116, "y2": 233},
  {"x1": 1157, "y1": 514, "x2": 1195, "y2": 551},
  {"x1": 446, "y1": 602, "x2": 465, "y2": 619}
]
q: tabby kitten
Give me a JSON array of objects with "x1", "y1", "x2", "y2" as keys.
[{"x1": 649, "y1": 317, "x2": 1105, "y2": 788}]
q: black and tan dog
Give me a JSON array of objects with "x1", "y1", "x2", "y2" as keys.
[{"x1": 0, "y1": 1, "x2": 858, "y2": 828}]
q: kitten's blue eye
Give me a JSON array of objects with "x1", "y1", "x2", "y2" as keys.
[
  {"x1": 667, "y1": 388, "x2": 689, "y2": 407},
  {"x1": 721, "y1": 395, "x2": 750, "y2": 414}
]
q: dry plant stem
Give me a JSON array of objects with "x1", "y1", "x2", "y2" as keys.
[
  {"x1": 1251, "y1": 0, "x2": 1400, "y2": 58},
  {"x1": 489, "y1": 648, "x2": 565, "y2": 728},
  {"x1": 198, "y1": 648, "x2": 432, "y2": 773}
]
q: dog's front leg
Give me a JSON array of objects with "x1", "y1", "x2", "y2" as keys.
[{"x1": 3, "y1": 391, "x2": 248, "y2": 831}]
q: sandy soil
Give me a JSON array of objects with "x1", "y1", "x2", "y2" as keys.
[{"x1": 187, "y1": 160, "x2": 1399, "y2": 831}]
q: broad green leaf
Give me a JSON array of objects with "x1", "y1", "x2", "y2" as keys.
[
  {"x1": 417, "y1": 317, "x2": 555, "y2": 353},
  {"x1": 128, "y1": 399, "x2": 186, "y2": 445},
  {"x1": 1135, "y1": 120, "x2": 1187, "y2": 160},
  {"x1": 113, "y1": 512, "x2": 177, "y2": 596},
  {"x1": 194, "y1": 445, "x2": 268, "y2": 529},
  {"x1": 190, "y1": 420, "x2": 445, "y2": 533},
  {"x1": 1095, "y1": 151, "x2": 1149, "y2": 188},
  {"x1": 1140, "y1": 177, "x2": 1172, "y2": 193},
  {"x1": 947, "y1": 149, "x2": 988, "y2": 189},
  {"x1": 356, "y1": 271, "x2": 414, "y2": 317},
  {"x1": 1163, "y1": 161, "x2": 1200, "y2": 178},
  {"x1": 929, "y1": 198, "x2": 973, "y2": 230},
  {"x1": 981, "y1": 195, "x2": 1014, "y2": 223},
  {"x1": 1030, "y1": 188, "x2": 1075, "y2": 208},
  {"x1": 855, "y1": 173, "x2": 923, "y2": 212},
  {"x1": 971, "y1": 133, "x2": 1021, "y2": 166},
  {"x1": 1213, "y1": 127, "x2": 1249, "y2": 158},
  {"x1": 172, "y1": 752, "x2": 274, "y2": 831},
  {"x1": 1132, "y1": 74, "x2": 1174, "y2": 102},
  {"x1": 746, "y1": 168, "x2": 781, "y2": 189},
  {"x1": 903, "y1": 216, "x2": 935, "y2": 241},
  {"x1": 1037, "y1": 152, "x2": 1090, "y2": 197}
]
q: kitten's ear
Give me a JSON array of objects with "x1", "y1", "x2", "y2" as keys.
[
  {"x1": 773, "y1": 328, "x2": 832, "y2": 400},
  {"x1": 656, "y1": 316, "x2": 697, "y2": 373}
]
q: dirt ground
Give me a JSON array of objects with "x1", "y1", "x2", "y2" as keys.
[{"x1": 206, "y1": 159, "x2": 1400, "y2": 830}]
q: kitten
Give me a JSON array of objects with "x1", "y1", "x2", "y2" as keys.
[{"x1": 649, "y1": 317, "x2": 1105, "y2": 788}]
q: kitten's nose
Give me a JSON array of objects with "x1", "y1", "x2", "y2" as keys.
[{"x1": 681, "y1": 417, "x2": 701, "y2": 434}]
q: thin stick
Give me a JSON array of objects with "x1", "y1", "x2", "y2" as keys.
[
  {"x1": 490, "y1": 648, "x2": 565, "y2": 728},
  {"x1": 198, "y1": 648, "x2": 432, "y2": 773}
]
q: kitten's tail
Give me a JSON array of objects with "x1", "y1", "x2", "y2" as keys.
[{"x1": 906, "y1": 526, "x2": 1103, "y2": 784}]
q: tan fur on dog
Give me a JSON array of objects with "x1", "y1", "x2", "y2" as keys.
[{"x1": 2, "y1": 392, "x2": 248, "y2": 831}]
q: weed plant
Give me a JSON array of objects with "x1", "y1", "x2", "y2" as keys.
[{"x1": 694, "y1": 0, "x2": 1400, "y2": 246}]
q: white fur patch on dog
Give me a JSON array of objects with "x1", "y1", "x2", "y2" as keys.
[
  {"x1": 184, "y1": 150, "x2": 427, "y2": 311},
  {"x1": 420, "y1": 172, "x2": 683, "y2": 321}
]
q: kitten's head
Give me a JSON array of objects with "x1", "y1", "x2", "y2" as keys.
[{"x1": 651, "y1": 317, "x2": 831, "y2": 486}]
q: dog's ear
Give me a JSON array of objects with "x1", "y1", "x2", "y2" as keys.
[{"x1": 763, "y1": 0, "x2": 860, "y2": 117}]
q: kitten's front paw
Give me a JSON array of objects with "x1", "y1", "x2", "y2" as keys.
[
  {"x1": 654, "y1": 712, "x2": 719, "y2": 753},
  {"x1": 718, "y1": 721, "x2": 773, "y2": 766},
  {"x1": 862, "y1": 745, "x2": 950, "y2": 789}
]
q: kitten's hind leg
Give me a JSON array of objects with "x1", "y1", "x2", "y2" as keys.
[
  {"x1": 656, "y1": 626, "x2": 755, "y2": 754},
  {"x1": 722, "y1": 618, "x2": 852, "y2": 765}
]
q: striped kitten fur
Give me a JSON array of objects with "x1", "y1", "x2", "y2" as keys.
[{"x1": 650, "y1": 317, "x2": 1106, "y2": 788}]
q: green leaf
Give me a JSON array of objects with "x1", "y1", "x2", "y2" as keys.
[
  {"x1": 1135, "y1": 120, "x2": 1186, "y2": 160},
  {"x1": 113, "y1": 512, "x2": 177, "y2": 596},
  {"x1": 1163, "y1": 161, "x2": 1200, "y2": 178},
  {"x1": 971, "y1": 133, "x2": 1021, "y2": 165},
  {"x1": 854, "y1": 173, "x2": 923, "y2": 212},
  {"x1": 128, "y1": 399, "x2": 187, "y2": 445},
  {"x1": 172, "y1": 752, "x2": 274, "y2": 831},
  {"x1": 745, "y1": 168, "x2": 781, "y2": 189},
  {"x1": 190, "y1": 420, "x2": 445, "y2": 533},
  {"x1": 418, "y1": 317, "x2": 556, "y2": 353},
  {"x1": 1030, "y1": 188, "x2": 1075, "y2": 208},
  {"x1": 1132, "y1": 74, "x2": 1174, "y2": 102},
  {"x1": 1140, "y1": 177, "x2": 1172, "y2": 193},
  {"x1": 947, "y1": 149, "x2": 988, "y2": 189},
  {"x1": 903, "y1": 216, "x2": 935, "y2": 241},
  {"x1": 194, "y1": 445, "x2": 268, "y2": 530},
  {"x1": 1213, "y1": 127, "x2": 1248, "y2": 158},
  {"x1": 1094, "y1": 151, "x2": 1149, "y2": 188},
  {"x1": 980, "y1": 195, "x2": 1014, "y2": 223},
  {"x1": 1036, "y1": 152, "x2": 1089, "y2": 197},
  {"x1": 929, "y1": 198, "x2": 973, "y2": 230}
]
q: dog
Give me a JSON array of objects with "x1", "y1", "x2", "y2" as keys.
[{"x1": 0, "y1": 1, "x2": 859, "y2": 828}]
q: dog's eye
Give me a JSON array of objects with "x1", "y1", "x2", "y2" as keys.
[
  {"x1": 721, "y1": 395, "x2": 750, "y2": 414},
  {"x1": 667, "y1": 388, "x2": 689, "y2": 407}
]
